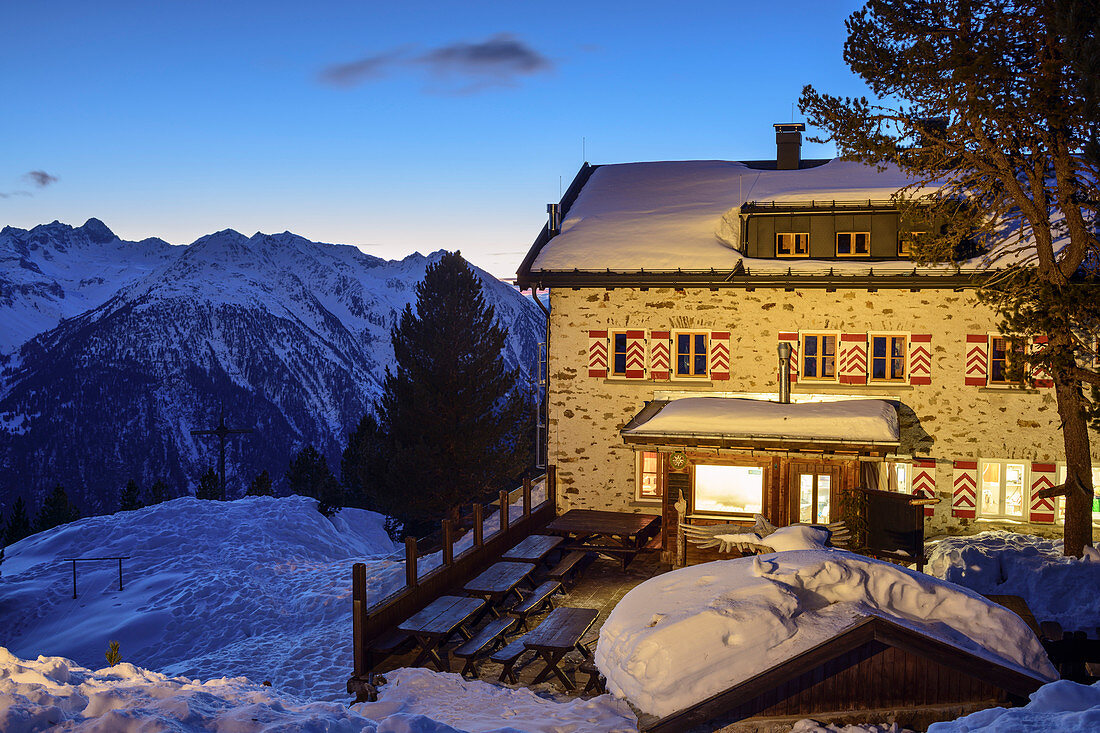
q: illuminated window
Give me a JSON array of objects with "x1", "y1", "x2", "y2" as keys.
[
  {"x1": 636, "y1": 451, "x2": 661, "y2": 501},
  {"x1": 776, "y1": 232, "x2": 810, "y2": 258},
  {"x1": 989, "y1": 336, "x2": 1022, "y2": 384},
  {"x1": 1055, "y1": 465, "x2": 1100, "y2": 520},
  {"x1": 836, "y1": 232, "x2": 871, "y2": 257},
  {"x1": 798, "y1": 473, "x2": 831, "y2": 522},
  {"x1": 611, "y1": 331, "x2": 628, "y2": 377},
  {"x1": 870, "y1": 334, "x2": 907, "y2": 381},
  {"x1": 675, "y1": 332, "x2": 708, "y2": 378},
  {"x1": 979, "y1": 460, "x2": 1026, "y2": 518},
  {"x1": 892, "y1": 462, "x2": 911, "y2": 493},
  {"x1": 693, "y1": 464, "x2": 765, "y2": 515},
  {"x1": 898, "y1": 231, "x2": 926, "y2": 257},
  {"x1": 800, "y1": 333, "x2": 837, "y2": 381}
]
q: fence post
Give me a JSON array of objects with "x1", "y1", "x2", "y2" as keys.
[
  {"x1": 442, "y1": 519, "x2": 454, "y2": 566},
  {"x1": 473, "y1": 503, "x2": 483, "y2": 547},
  {"x1": 405, "y1": 537, "x2": 418, "y2": 588},
  {"x1": 71, "y1": 559, "x2": 77, "y2": 599},
  {"x1": 118, "y1": 557, "x2": 124, "y2": 591},
  {"x1": 523, "y1": 476, "x2": 532, "y2": 519},
  {"x1": 499, "y1": 490, "x2": 509, "y2": 533},
  {"x1": 352, "y1": 562, "x2": 366, "y2": 679},
  {"x1": 547, "y1": 465, "x2": 557, "y2": 508}
]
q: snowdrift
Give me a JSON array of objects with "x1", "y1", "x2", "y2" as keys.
[
  {"x1": 596, "y1": 550, "x2": 1057, "y2": 717},
  {"x1": 927, "y1": 678, "x2": 1100, "y2": 733}
]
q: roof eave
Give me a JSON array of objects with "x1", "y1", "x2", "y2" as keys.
[{"x1": 524, "y1": 269, "x2": 982, "y2": 290}]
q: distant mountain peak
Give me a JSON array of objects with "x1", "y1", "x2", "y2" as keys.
[{"x1": 80, "y1": 218, "x2": 116, "y2": 244}]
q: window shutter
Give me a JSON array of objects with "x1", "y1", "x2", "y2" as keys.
[
  {"x1": 778, "y1": 331, "x2": 799, "y2": 383},
  {"x1": 1030, "y1": 336, "x2": 1054, "y2": 388},
  {"x1": 965, "y1": 334, "x2": 989, "y2": 386},
  {"x1": 625, "y1": 330, "x2": 646, "y2": 379},
  {"x1": 839, "y1": 333, "x2": 868, "y2": 384},
  {"x1": 912, "y1": 458, "x2": 936, "y2": 517},
  {"x1": 710, "y1": 331, "x2": 731, "y2": 380},
  {"x1": 649, "y1": 330, "x2": 671, "y2": 381},
  {"x1": 587, "y1": 330, "x2": 608, "y2": 378},
  {"x1": 951, "y1": 460, "x2": 977, "y2": 518},
  {"x1": 1029, "y1": 462, "x2": 1056, "y2": 523},
  {"x1": 909, "y1": 334, "x2": 932, "y2": 385}
]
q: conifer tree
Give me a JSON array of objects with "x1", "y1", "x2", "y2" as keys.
[
  {"x1": 4, "y1": 497, "x2": 33, "y2": 545},
  {"x1": 119, "y1": 479, "x2": 143, "y2": 512},
  {"x1": 195, "y1": 467, "x2": 222, "y2": 500},
  {"x1": 148, "y1": 479, "x2": 171, "y2": 505},
  {"x1": 34, "y1": 484, "x2": 81, "y2": 532},
  {"x1": 286, "y1": 446, "x2": 342, "y2": 515},
  {"x1": 349, "y1": 251, "x2": 532, "y2": 539},
  {"x1": 247, "y1": 469, "x2": 274, "y2": 497},
  {"x1": 800, "y1": 0, "x2": 1099, "y2": 555}
]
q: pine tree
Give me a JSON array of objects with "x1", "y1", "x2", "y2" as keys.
[
  {"x1": 148, "y1": 479, "x2": 171, "y2": 505},
  {"x1": 4, "y1": 497, "x2": 33, "y2": 545},
  {"x1": 800, "y1": 0, "x2": 1099, "y2": 556},
  {"x1": 119, "y1": 479, "x2": 143, "y2": 512},
  {"x1": 34, "y1": 484, "x2": 81, "y2": 532},
  {"x1": 247, "y1": 469, "x2": 274, "y2": 497},
  {"x1": 349, "y1": 251, "x2": 532, "y2": 539},
  {"x1": 286, "y1": 446, "x2": 342, "y2": 515},
  {"x1": 195, "y1": 467, "x2": 222, "y2": 500}
]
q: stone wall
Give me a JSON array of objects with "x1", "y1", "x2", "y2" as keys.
[{"x1": 546, "y1": 286, "x2": 1100, "y2": 537}]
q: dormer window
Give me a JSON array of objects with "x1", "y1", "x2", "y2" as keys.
[
  {"x1": 836, "y1": 232, "x2": 870, "y2": 257},
  {"x1": 776, "y1": 232, "x2": 809, "y2": 258}
]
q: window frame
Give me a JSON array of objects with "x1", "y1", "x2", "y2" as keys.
[
  {"x1": 868, "y1": 333, "x2": 909, "y2": 383},
  {"x1": 799, "y1": 331, "x2": 840, "y2": 383},
  {"x1": 1055, "y1": 463, "x2": 1100, "y2": 522},
  {"x1": 635, "y1": 451, "x2": 662, "y2": 503},
  {"x1": 988, "y1": 334, "x2": 1023, "y2": 386},
  {"x1": 609, "y1": 329, "x2": 630, "y2": 378},
  {"x1": 673, "y1": 330, "x2": 709, "y2": 379},
  {"x1": 898, "y1": 230, "x2": 926, "y2": 258},
  {"x1": 691, "y1": 462, "x2": 768, "y2": 517},
  {"x1": 776, "y1": 232, "x2": 810, "y2": 258},
  {"x1": 977, "y1": 459, "x2": 1029, "y2": 520},
  {"x1": 835, "y1": 231, "x2": 871, "y2": 257}
]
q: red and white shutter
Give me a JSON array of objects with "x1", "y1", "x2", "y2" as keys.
[
  {"x1": 587, "y1": 330, "x2": 608, "y2": 378},
  {"x1": 965, "y1": 334, "x2": 989, "y2": 386},
  {"x1": 710, "y1": 331, "x2": 731, "y2": 381},
  {"x1": 1030, "y1": 336, "x2": 1054, "y2": 388},
  {"x1": 909, "y1": 334, "x2": 932, "y2": 385},
  {"x1": 649, "y1": 330, "x2": 671, "y2": 381},
  {"x1": 1029, "y1": 462, "x2": 1057, "y2": 523},
  {"x1": 625, "y1": 330, "x2": 647, "y2": 379},
  {"x1": 778, "y1": 332, "x2": 799, "y2": 383},
  {"x1": 839, "y1": 333, "x2": 868, "y2": 385},
  {"x1": 952, "y1": 460, "x2": 977, "y2": 518},
  {"x1": 912, "y1": 458, "x2": 936, "y2": 517}
]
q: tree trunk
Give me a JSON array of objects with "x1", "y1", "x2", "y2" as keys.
[{"x1": 1053, "y1": 360, "x2": 1095, "y2": 557}]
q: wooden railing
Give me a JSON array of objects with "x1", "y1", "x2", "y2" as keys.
[{"x1": 350, "y1": 467, "x2": 556, "y2": 686}]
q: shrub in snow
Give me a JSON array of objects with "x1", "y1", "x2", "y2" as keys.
[
  {"x1": 596, "y1": 549, "x2": 1057, "y2": 718},
  {"x1": 104, "y1": 640, "x2": 121, "y2": 666}
]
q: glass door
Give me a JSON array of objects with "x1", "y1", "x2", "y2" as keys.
[{"x1": 791, "y1": 463, "x2": 841, "y2": 524}]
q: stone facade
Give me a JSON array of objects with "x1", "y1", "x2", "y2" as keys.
[{"x1": 546, "y1": 284, "x2": 1100, "y2": 538}]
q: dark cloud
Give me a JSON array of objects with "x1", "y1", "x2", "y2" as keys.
[
  {"x1": 319, "y1": 34, "x2": 552, "y2": 92},
  {"x1": 24, "y1": 170, "x2": 59, "y2": 187}
]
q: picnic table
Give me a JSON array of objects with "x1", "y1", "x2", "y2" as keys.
[
  {"x1": 546, "y1": 509, "x2": 661, "y2": 569},
  {"x1": 397, "y1": 595, "x2": 485, "y2": 672},
  {"x1": 503, "y1": 534, "x2": 564, "y2": 564},
  {"x1": 523, "y1": 606, "x2": 599, "y2": 690},
  {"x1": 463, "y1": 561, "x2": 536, "y2": 616}
]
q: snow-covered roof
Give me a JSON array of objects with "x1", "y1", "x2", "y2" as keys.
[{"x1": 621, "y1": 397, "x2": 900, "y2": 446}]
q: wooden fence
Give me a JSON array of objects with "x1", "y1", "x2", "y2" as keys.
[{"x1": 350, "y1": 467, "x2": 556, "y2": 686}]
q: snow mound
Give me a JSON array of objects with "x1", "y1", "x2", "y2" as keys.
[
  {"x1": 927, "y1": 530, "x2": 1100, "y2": 631},
  {"x1": 792, "y1": 721, "x2": 914, "y2": 733},
  {"x1": 353, "y1": 668, "x2": 637, "y2": 733},
  {"x1": 0, "y1": 496, "x2": 402, "y2": 701},
  {"x1": 596, "y1": 550, "x2": 1056, "y2": 718},
  {"x1": 927, "y1": 679, "x2": 1100, "y2": 733},
  {"x1": 715, "y1": 524, "x2": 832, "y2": 552}
]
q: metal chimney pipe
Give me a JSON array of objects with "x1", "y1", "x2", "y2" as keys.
[
  {"x1": 547, "y1": 203, "x2": 561, "y2": 235},
  {"x1": 777, "y1": 342, "x2": 792, "y2": 404}
]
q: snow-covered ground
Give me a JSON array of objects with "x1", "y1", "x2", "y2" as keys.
[
  {"x1": 596, "y1": 549, "x2": 1056, "y2": 718},
  {"x1": 927, "y1": 679, "x2": 1100, "y2": 732},
  {"x1": 927, "y1": 530, "x2": 1100, "y2": 631}
]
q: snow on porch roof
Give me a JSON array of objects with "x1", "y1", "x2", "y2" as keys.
[{"x1": 620, "y1": 397, "x2": 900, "y2": 447}]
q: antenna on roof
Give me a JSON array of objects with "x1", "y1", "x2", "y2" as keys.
[
  {"x1": 582, "y1": 136, "x2": 586, "y2": 162},
  {"x1": 559, "y1": 175, "x2": 562, "y2": 198}
]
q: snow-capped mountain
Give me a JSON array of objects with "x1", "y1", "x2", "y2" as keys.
[{"x1": 0, "y1": 220, "x2": 545, "y2": 513}]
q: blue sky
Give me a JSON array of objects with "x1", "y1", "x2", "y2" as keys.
[{"x1": 2, "y1": 0, "x2": 869, "y2": 277}]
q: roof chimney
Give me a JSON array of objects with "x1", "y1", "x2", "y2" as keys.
[{"x1": 774, "y1": 123, "x2": 805, "y2": 170}]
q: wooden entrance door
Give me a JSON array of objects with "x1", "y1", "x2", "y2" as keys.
[{"x1": 790, "y1": 462, "x2": 842, "y2": 524}]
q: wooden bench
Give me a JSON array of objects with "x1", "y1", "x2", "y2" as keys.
[
  {"x1": 509, "y1": 580, "x2": 562, "y2": 630},
  {"x1": 364, "y1": 628, "x2": 411, "y2": 683},
  {"x1": 453, "y1": 616, "x2": 517, "y2": 678},
  {"x1": 579, "y1": 659, "x2": 605, "y2": 693},
  {"x1": 547, "y1": 550, "x2": 591, "y2": 586},
  {"x1": 490, "y1": 636, "x2": 529, "y2": 683}
]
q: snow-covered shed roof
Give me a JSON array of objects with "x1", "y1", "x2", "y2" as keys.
[{"x1": 620, "y1": 397, "x2": 900, "y2": 450}]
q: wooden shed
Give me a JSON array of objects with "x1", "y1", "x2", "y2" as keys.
[{"x1": 635, "y1": 614, "x2": 1050, "y2": 732}]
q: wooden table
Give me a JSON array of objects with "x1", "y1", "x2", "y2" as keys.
[
  {"x1": 463, "y1": 561, "x2": 536, "y2": 616},
  {"x1": 503, "y1": 534, "x2": 564, "y2": 564},
  {"x1": 523, "y1": 606, "x2": 599, "y2": 690},
  {"x1": 546, "y1": 509, "x2": 661, "y2": 569},
  {"x1": 397, "y1": 595, "x2": 486, "y2": 672}
]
